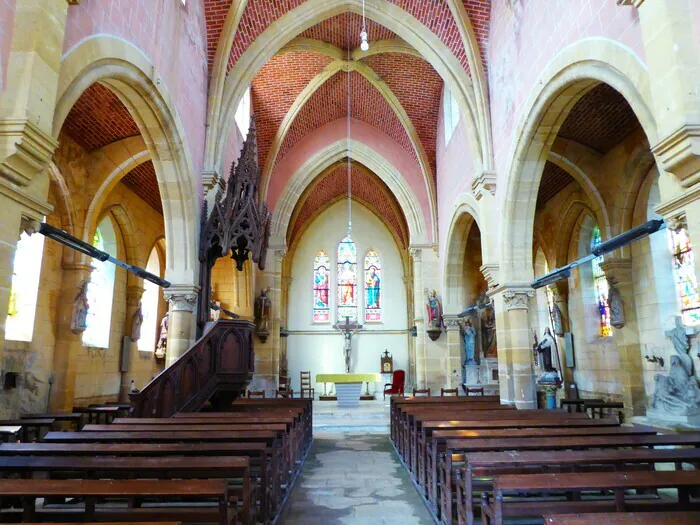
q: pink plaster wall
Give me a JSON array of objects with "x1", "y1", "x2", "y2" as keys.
[
  {"x1": 269, "y1": 118, "x2": 433, "y2": 241},
  {"x1": 489, "y1": 0, "x2": 646, "y2": 179},
  {"x1": 436, "y1": 86, "x2": 476, "y2": 260},
  {"x1": 63, "y1": 0, "x2": 208, "y2": 179},
  {"x1": 0, "y1": 0, "x2": 16, "y2": 92}
]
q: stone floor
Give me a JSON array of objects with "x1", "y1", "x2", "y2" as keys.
[
  {"x1": 277, "y1": 430, "x2": 435, "y2": 525},
  {"x1": 278, "y1": 399, "x2": 433, "y2": 524}
]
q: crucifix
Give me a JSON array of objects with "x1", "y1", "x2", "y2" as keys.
[{"x1": 333, "y1": 316, "x2": 363, "y2": 373}]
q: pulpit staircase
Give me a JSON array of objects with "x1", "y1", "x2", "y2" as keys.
[{"x1": 128, "y1": 320, "x2": 255, "y2": 418}]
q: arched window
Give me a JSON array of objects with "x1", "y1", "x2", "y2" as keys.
[
  {"x1": 337, "y1": 236, "x2": 358, "y2": 322},
  {"x1": 5, "y1": 224, "x2": 45, "y2": 342},
  {"x1": 83, "y1": 218, "x2": 117, "y2": 348},
  {"x1": 443, "y1": 86, "x2": 460, "y2": 145},
  {"x1": 138, "y1": 247, "x2": 161, "y2": 351},
  {"x1": 313, "y1": 250, "x2": 330, "y2": 323},
  {"x1": 669, "y1": 226, "x2": 700, "y2": 325},
  {"x1": 364, "y1": 249, "x2": 382, "y2": 323},
  {"x1": 235, "y1": 87, "x2": 252, "y2": 139},
  {"x1": 591, "y1": 226, "x2": 613, "y2": 337}
]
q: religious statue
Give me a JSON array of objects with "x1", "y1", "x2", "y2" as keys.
[
  {"x1": 608, "y1": 282, "x2": 625, "y2": 328},
  {"x1": 425, "y1": 289, "x2": 442, "y2": 328},
  {"x1": 650, "y1": 316, "x2": 700, "y2": 415},
  {"x1": 71, "y1": 281, "x2": 90, "y2": 333},
  {"x1": 462, "y1": 319, "x2": 477, "y2": 366},
  {"x1": 482, "y1": 307, "x2": 497, "y2": 358},
  {"x1": 334, "y1": 316, "x2": 362, "y2": 373},
  {"x1": 552, "y1": 302, "x2": 564, "y2": 336},
  {"x1": 536, "y1": 328, "x2": 557, "y2": 373},
  {"x1": 366, "y1": 266, "x2": 380, "y2": 308},
  {"x1": 254, "y1": 288, "x2": 272, "y2": 342},
  {"x1": 130, "y1": 302, "x2": 144, "y2": 342},
  {"x1": 155, "y1": 312, "x2": 169, "y2": 359},
  {"x1": 210, "y1": 300, "x2": 221, "y2": 321}
]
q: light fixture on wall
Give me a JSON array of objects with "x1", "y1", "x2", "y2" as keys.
[{"x1": 360, "y1": 0, "x2": 369, "y2": 51}]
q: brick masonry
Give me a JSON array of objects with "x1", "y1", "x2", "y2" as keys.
[{"x1": 121, "y1": 160, "x2": 162, "y2": 215}]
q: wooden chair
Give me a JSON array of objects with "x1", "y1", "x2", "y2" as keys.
[
  {"x1": 440, "y1": 388, "x2": 458, "y2": 397},
  {"x1": 275, "y1": 389, "x2": 294, "y2": 399},
  {"x1": 278, "y1": 367, "x2": 290, "y2": 393},
  {"x1": 465, "y1": 386, "x2": 484, "y2": 396},
  {"x1": 413, "y1": 388, "x2": 431, "y2": 397},
  {"x1": 383, "y1": 369, "x2": 405, "y2": 399},
  {"x1": 247, "y1": 390, "x2": 265, "y2": 399},
  {"x1": 300, "y1": 371, "x2": 314, "y2": 399}
]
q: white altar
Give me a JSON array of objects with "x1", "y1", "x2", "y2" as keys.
[{"x1": 316, "y1": 373, "x2": 381, "y2": 408}]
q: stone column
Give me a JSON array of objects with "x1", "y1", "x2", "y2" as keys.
[
  {"x1": 442, "y1": 315, "x2": 463, "y2": 389},
  {"x1": 119, "y1": 283, "x2": 144, "y2": 401},
  {"x1": 49, "y1": 263, "x2": 93, "y2": 412},
  {"x1": 600, "y1": 258, "x2": 646, "y2": 419},
  {"x1": 489, "y1": 285, "x2": 536, "y2": 408},
  {"x1": 252, "y1": 248, "x2": 284, "y2": 397},
  {"x1": 163, "y1": 286, "x2": 199, "y2": 367},
  {"x1": 410, "y1": 247, "x2": 426, "y2": 390}
]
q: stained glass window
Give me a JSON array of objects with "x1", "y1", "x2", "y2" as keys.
[
  {"x1": 336, "y1": 236, "x2": 358, "y2": 322},
  {"x1": 313, "y1": 250, "x2": 330, "y2": 323},
  {"x1": 669, "y1": 227, "x2": 700, "y2": 325},
  {"x1": 83, "y1": 218, "x2": 117, "y2": 348},
  {"x1": 5, "y1": 224, "x2": 45, "y2": 342},
  {"x1": 364, "y1": 249, "x2": 382, "y2": 323},
  {"x1": 138, "y1": 248, "x2": 161, "y2": 351},
  {"x1": 591, "y1": 226, "x2": 613, "y2": 337}
]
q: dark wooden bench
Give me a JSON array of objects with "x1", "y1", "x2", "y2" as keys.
[
  {"x1": 544, "y1": 511, "x2": 700, "y2": 524},
  {"x1": 22, "y1": 412, "x2": 83, "y2": 430},
  {"x1": 457, "y1": 447, "x2": 700, "y2": 525},
  {"x1": 0, "y1": 426, "x2": 21, "y2": 443},
  {"x1": 560, "y1": 398, "x2": 603, "y2": 413},
  {"x1": 73, "y1": 406, "x2": 121, "y2": 424},
  {"x1": 0, "y1": 478, "x2": 232, "y2": 524},
  {"x1": 482, "y1": 470, "x2": 700, "y2": 525},
  {"x1": 0, "y1": 455, "x2": 254, "y2": 525},
  {"x1": 584, "y1": 401, "x2": 625, "y2": 422},
  {"x1": 0, "y1": 418, "x2": 55, "y2": 442}
]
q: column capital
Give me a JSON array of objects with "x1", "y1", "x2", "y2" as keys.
[
  {"x1": 201, "y1": 169, "x2": 224, "y2": 193},
  {"x1": 163, "y1": 284, "x2": 200, "y2": 312},
  {"x1": 651, "y1": 124, "x2": 700, "y2": 186},
  {"x1": 409, "y1": 247, "x2": 422, "y2": 262},
  {"x1": 471, "y1": 170, "x2": 497, "y2": 200},
  {"x1": 442, "y1": 314, "x2": 462, "y2": 332},
  {"x1": 0, "y1": 118, "x2": 59, "y2": 187},
  {"x1": 600, "y1": 258, "x2": 633, "y2": 284},
  {"x1": 126, "y1": 285, "x2": 145, "y2": 307},
  {"x1": 489, "y1": 284, "x2": 533, "y2": 311}
]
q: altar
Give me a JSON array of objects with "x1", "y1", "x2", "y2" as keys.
[{"x1": 316, "y1": 373, "x2": 381, "y2": 408}]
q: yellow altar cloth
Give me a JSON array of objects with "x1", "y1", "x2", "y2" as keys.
[{"x1": 315, "y1": 373, "x2": 381, "y2": 383}]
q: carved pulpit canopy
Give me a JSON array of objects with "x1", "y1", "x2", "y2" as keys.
[{"x1": 198, "y1": 116, "x2": 272, "y2": 329}]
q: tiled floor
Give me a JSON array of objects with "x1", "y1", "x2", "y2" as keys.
[{"x1": 278, "y1": 430, "x2": 434, "y2": 524}]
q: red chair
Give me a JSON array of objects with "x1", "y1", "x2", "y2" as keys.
[{"x1": 383, "y1": 370, "x2": 405, "y2": 399}]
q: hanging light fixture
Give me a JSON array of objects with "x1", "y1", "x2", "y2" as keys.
[
  {"x1": 346, "y1": 12, "x2": 353, "y2": 238},
  {"x1": 360, "y1": 0, "x2": 369, "y2": 52}
]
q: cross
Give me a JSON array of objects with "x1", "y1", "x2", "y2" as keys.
[{"x1": 333, "y1": 316, "x2": 363, "y2": 373}]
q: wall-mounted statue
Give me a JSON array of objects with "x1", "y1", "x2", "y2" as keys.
[
  {"x1": 462, "y1": 319, "x2": 477, "y2": 365},
  {"x1": 254, "y1": 287, "x2": 272, "y2": 343},
  {"x1": 130, "y1": 302, "x2": 143, "y2": 342},
  {"x1": 536, "y1": 328, "x2": 557, "y2": 373},
  {"x1": 650, "y1": 316, "x2": 700, "y2": 415},
  {"x1": 607, "y1": 282, "x2": 625, "y2": 328},
  {"x1": 155, "y1": 312, "x2": 169, "y2": 359},
  {"x1": 71, "y1": 281, "x2": 90, "y2": 333},
  {"x1": 424, "y1": 289, "x2": 443, "y2": 341},
  {"x1": 481, "y1": 307, "x2": 497, "y2": 358}
]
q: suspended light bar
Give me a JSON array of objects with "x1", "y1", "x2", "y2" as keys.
[
  {"x1": 39, "y1": 223, "x2": 171, "y2": 288},
  {"x1": 457, "y1": 300, "x2": 492, "y2": 318},
  {"x1": 531, "y1": 218, "x2": 666, "y2": 290}
]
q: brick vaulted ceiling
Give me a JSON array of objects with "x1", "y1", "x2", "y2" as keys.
[
  {"x1": 203, "y1": 1, "x2": 492, "y2": 77},
  {"x1": 288, "y1": 161, "x2": 409, "y2": 248},
  {"x1": 121, "y1": 161, "x2": 163, "y2": 215}
]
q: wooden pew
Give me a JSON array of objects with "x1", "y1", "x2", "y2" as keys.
[
  {"x1": 0, "y1": 441, "x2": 278, "y2": 522},
  {"x1": 482, "y1": 470, "x2": 700, "y2": 525},
  {"x1": 544, "y1": 512, "x2": 700, "y2": 524},
  {"x1": 22, "y1": 412, "x2": 83, "y2": 430},
  {"x1": 456, "y1": 447, "x2": 700, "y2": 525},
  {"x1": 439, "y1": 433, "x2": 700, "y2": 524},
  {"x1": 0, "y1": 418, "x2": 55, "y2": 442},
  {"x1": 0, "y1": 455, "x2": 254, "y2": 525},
  {"x1": 0, "y1": 426, "x2": 20, "y2": 443},
  {"x1": 0, "y1": 479, "x2": 232, "y2": 525},
  {"x1": 73, "y1": 406, "x2": 121, "y2": 424}
]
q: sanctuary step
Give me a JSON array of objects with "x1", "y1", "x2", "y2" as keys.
[{"x1": 312, "y1": 398, "x2": 390, "y2": 433}]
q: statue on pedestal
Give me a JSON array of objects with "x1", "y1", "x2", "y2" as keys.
[
  {"x1": 650, "y1": 317, "x2": 700, "y2": 415},
  {"x1": 462, "y1": 319, "x2": 477, "y2": 365},
  {"x1": 536, "y1": 328, "x2": 557, "y2": 374},
  {"x1": 130, "y1": 302, "x2": 143, "y2": 342},
  {"x1": 425, "y1": 289, "x2": 443, "y2": 342},
  {"x1": 608, "y1": 282, "x2": 625, "y2": 328},
  {"x1": 254, "y1": 288, "x2": 272, "y2": 342},
  {"x1": 155, "y1": 312, "x2": 169, "y2": 359},
  {"x1": 482, "y1": 307, "x2": 497, "y2": 358},
  {"x1": 71, "y1": 281, "x2": 90, "y2": 333}
]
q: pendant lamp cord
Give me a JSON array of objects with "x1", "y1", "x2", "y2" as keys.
[{"x1": 347, "y1": 11, "x2": 352, "y2": 237}]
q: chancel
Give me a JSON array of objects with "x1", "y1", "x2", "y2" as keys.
[{"x1": 2, "y1": 1, "x2": 700, "y2": 524}]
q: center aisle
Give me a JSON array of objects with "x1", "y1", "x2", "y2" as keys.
[{"x1": 278, "y1": 400, "x2": 434, "y2": 524}]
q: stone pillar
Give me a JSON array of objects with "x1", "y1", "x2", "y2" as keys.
[
  {"x1": 410, "y1": 247, "x2": 426, "y2": 390},
  {"x1": 49, "y1": 263, "x2": 93, "y2": 412},
  {"x1": 163, "y1": 286, "x2": 199, "y2": 367},
  {"x1": 489, "y1": 285, "x2": 536, "y2": 408},
  {"x1": 600, "y1": 258, "x2": 646, "y2": 419},
  {"x1": 251, "y1": 248, "x2": 284, "y2": 397},
  {"x1": 120, "y1": 283, "x2": 144, "y2": 401},
  {"x1": 442, "y1": 315, "x2": 463, "y2": 389}
]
